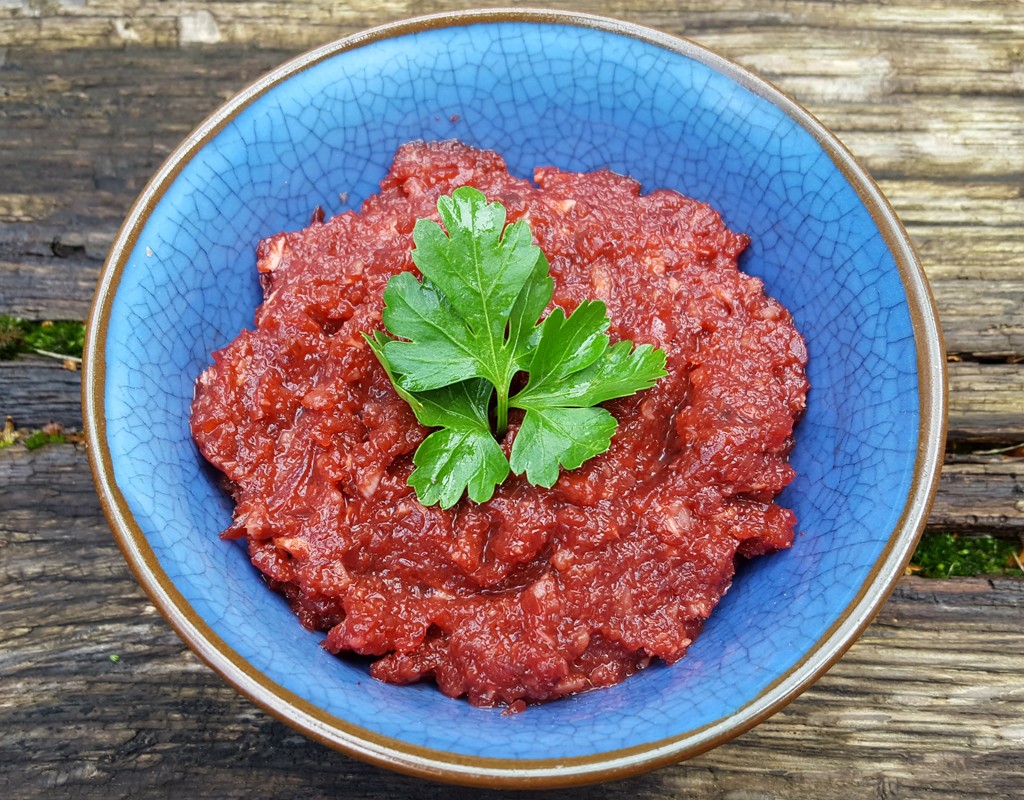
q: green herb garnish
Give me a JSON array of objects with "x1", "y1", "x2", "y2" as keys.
[{"x1": 366, "y1": 187, "x2": 667, "y2": 508}]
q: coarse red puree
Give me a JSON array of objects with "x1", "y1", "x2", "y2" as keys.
[{"x1": 191, "y1": 140, "x2": 809, "y2": 710}]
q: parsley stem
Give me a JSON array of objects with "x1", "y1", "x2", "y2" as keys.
[{"x1": 496, "y1": 386, "x2": 510, "y2": 436}]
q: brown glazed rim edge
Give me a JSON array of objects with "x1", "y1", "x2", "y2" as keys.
[{"x1": 82, "y1": 7, "x2": 947, "y2": 789}]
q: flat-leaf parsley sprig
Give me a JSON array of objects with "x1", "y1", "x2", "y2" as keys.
[{"x1": 365, "y1": 186, "x2": 667, "y2": 509}]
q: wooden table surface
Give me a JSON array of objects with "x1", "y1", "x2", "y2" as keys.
[{"x1": 2, "y1": 1, "x2": 1022, "y2": 797}]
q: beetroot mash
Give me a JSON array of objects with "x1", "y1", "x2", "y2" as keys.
[{"x1": 191, "y1": 141, "x2": 808, "y2": 709}]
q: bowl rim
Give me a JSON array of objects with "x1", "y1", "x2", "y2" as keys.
[{"x1": 82, "y1": 7, "x2": 947, "y2": 788}]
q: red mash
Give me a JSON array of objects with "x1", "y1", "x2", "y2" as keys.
[{"x1": 191, "y1": 140, "x2": 809, "y2": 708}]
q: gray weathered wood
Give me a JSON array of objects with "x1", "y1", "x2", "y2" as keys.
[
  {"x1": 4, "y1": 356, "x2": 1023, "y2": 446},
  {"x1": 947, "y1": 361, "x2": 1024, "y2": 444},
  {"x1": 934, "y1": 281, "x2": 1024, "y2": 359},
  {"x1": 0, "y1": 356, "x2": 83, "y2": 430},
  {"x1": 1, "y1": 444, "x2": 1022, "y2": 799},
  {"x1": 2, "y1": 374, "x2": 1024, "y2": 540},
  {"x1": 929, "y1": 454, "x2": 1024, "y2": 537}
]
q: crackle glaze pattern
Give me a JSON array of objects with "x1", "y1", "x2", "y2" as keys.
[{"x1": 87, "y1": 12, "x2": 943, "y2": 785}]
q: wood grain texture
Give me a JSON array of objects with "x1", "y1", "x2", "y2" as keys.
[
  {"x1": 0, "y1": 356, "x2": 82, "y2": 430},
  {"x1": 947, "y1": 361, "x2": 1024, "y2": 444},
  {"x1": 1, "y1": 445, "x2": 1022, "y2": 800},
  {"x1": 929, "y1": 454, "x2": 1024, "y2": 536},
  {"x1": 2, "y1": 0, "x2": 1022, "y2": 796},
  {"x1": 1, "y1": 10, "x2": 1021, "y2": 321},
  {"x1": 4, "y1": 356, "x2": 1022, "y2": 446}
]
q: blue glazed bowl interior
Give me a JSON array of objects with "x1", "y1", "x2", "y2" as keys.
[{"x1": 94, "y1": 15, "x2": 934, "y2": 777}]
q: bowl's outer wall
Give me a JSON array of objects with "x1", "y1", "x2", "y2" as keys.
[{"x1": 90, "y1": 14, "x2": 934, "y2": 777}]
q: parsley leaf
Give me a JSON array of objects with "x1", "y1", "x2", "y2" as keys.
[
  {"x1": 367, "y1": 332, "x2": 509, "y2": 507},
  {"x1": 407, "y1": 379, "x2": 510, "y2": 508},
  {"x1": 380, "y1": 186, "x2": 543, "y2": 432},
  {"x1": 508, "y1": 303, "x2": 667, "y2": 486},
  {"x1": 366, "y1": 187, "x2": 667, "y2": 508},
  {"x1": 508, "y1": 406, "x2": 617, "y2": 488}
]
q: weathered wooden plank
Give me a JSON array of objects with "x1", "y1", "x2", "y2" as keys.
[
  {"x1": 733, "y1": 33, "x2": 1024, "y2": 99},
  {"x1": 4, "y1": 223, "x2": 1018, "y2": 332},
  {"x1": 6, "y1": 260, "x2": 1022, "y2": 363},
  {"x1": 0, "y1": 45, "x2": 288, "y2": 320},
  {"x1": 5, "y1": 49, "x2": 1022, "y2": 189},
  {"x1": 947, "y1": 360, "x2": 1024, "y2": 444},
  {"x1": 1, "y1": 355, "x2": 1021, "y2": 446},
  {"x1": 0, "y1": 443, "x2": 99, "y2": 523},
  {"x1": 913, "y1": 228, "x2": 1024, "y2": 283},
  {"x1": 6, "y1": 244, "x2": 1022, "y2": 350},
  {"x1": 933, "y1": 280, "x2": 1024, "y2": 359},
  {"x1": 881, "y1": 179, "x2": 1024, "y2": 284},
  {"x1": 0, "y1": 259, "x2": 101, "y2": 321},
  {"x1": 0, "y1": 356, "x2": 82, "y2": 431},
  {"x1": 1, "y1": 444, "x2": 1021, "y2": 799},
  {"x1": 809, "y1": 99, "x2": 1024, "y2": 182},
  {"x1": 6, "y1": 354, "x2": 1015, "y2": 442},
  {"x1": 3, "y1": 0, "x2": 1023, "y2": 52},
  {"x1": 6, "y1": 250, "x2": 1023, "y2": 358},
  {"x1": 2, "y1": 352, "x2": 1024, "y2": 440},
  {"x1": 0, "y1": 41, "x2": 1019, "y2": 318},
  {"x1": 929, "y1": 454, "x2": 1024, "y2": 536}
]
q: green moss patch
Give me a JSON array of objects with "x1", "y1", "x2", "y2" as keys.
[
  {"x1": 910, "y1": 533, "x2": 1022, "y2": 578},
  {"x1": 0, "y1": 316, "x2": 84, "y2": 360}
]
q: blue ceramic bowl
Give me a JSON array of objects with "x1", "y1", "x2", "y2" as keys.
[{"x1": 84, "y1": 9, "x2": 945, "y2": 787}]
